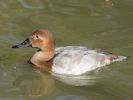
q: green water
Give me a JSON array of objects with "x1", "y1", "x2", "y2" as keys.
[{"x1": 0, "y1": 0, "x2": 133, "y2": 100}]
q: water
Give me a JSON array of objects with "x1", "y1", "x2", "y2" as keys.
[{"x1": 0, "y1": 0, "x2": 133, "y2": 100}]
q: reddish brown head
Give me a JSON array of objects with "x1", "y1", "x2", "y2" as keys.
[
  {"x1": 12, "y1": 29, "x2": 56, "y2": 51},
  {"x1": 30, "y1": 29, "x2": 56, "y2": 50}
]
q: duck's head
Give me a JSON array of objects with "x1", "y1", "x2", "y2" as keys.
[{"x1": 12, "y1": 29, "x2": 56, "y2": 50}]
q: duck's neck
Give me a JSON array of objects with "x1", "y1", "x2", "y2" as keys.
[
  {"x1": 30, "y1": 44, "x2": 55, "y2": 71},
  {"x1": 42, "y1": 45, "x2": 55, "y2": 61}
]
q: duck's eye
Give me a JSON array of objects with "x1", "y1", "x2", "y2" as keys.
[{"x1": 36, "y1": 35, "x2": 39, "y2": 39}]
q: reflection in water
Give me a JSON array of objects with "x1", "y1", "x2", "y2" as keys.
[
  {"x1": 13, "y1": 69, "x2": 100, "y2": 98},
  {"x1": 13, "y1": 71, "x2": 54, "y2": 97},
  {"x1": 52, "y1": 72, "x2": 101, "y2": 86}
]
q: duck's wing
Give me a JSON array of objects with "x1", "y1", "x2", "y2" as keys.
[
  {"x1": 55, "y1": 46, "x2": 113, "y2": 55},
  {"x1": 55, "y1": 46, "x2": 89, "y2": 54}
]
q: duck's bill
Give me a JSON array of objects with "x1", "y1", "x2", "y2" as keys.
[{"x1": 12, "y1": 38, "x2": 31, "y2": 48}]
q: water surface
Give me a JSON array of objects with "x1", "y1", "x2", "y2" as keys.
[{"x1": 0, "y1": 0, "x2": 133, "y2": 100}]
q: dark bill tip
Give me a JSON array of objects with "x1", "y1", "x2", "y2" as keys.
[
  {"x1": 12, "y1": 45, "x2": 19, "y2": 48},
  {"x1": 12, "y1": 38, "x2": 31, "y2": 49}
]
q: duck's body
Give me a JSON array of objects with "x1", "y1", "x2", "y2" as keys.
[
  {"x1": 12, "y1": 29, "x2": 127, "y2": 75},
  {"x1": 53, "y1": 46, "x2": 126, "y2": 75}
]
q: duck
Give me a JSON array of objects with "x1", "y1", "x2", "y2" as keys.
[{"x1": 12, "y1": 29, "x2": 127, "y2": 75}]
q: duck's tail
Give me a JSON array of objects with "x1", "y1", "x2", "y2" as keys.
[
  {"x1": 114, "y1": 55, "x2": 127, "y2": 62},
  {"x1": 108, "y1": 54, "x2": 128, "y2": 63}
]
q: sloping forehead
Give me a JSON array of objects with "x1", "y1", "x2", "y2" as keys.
[{"x1": 31, "y1": 29, "x2": 52, "y2": 38}]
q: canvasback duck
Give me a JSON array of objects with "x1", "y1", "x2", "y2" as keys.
[{"x1": 12, "y1": 29, "x2": 127, "y2": 75}]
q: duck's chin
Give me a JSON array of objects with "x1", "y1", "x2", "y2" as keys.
[{"x1": 37, "y1": 48, "x2": 42, "y2": 51}]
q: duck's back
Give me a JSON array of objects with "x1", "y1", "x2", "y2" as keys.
[{"x1": 52, "y1": 46, "x2": 126, "y2": 75}]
